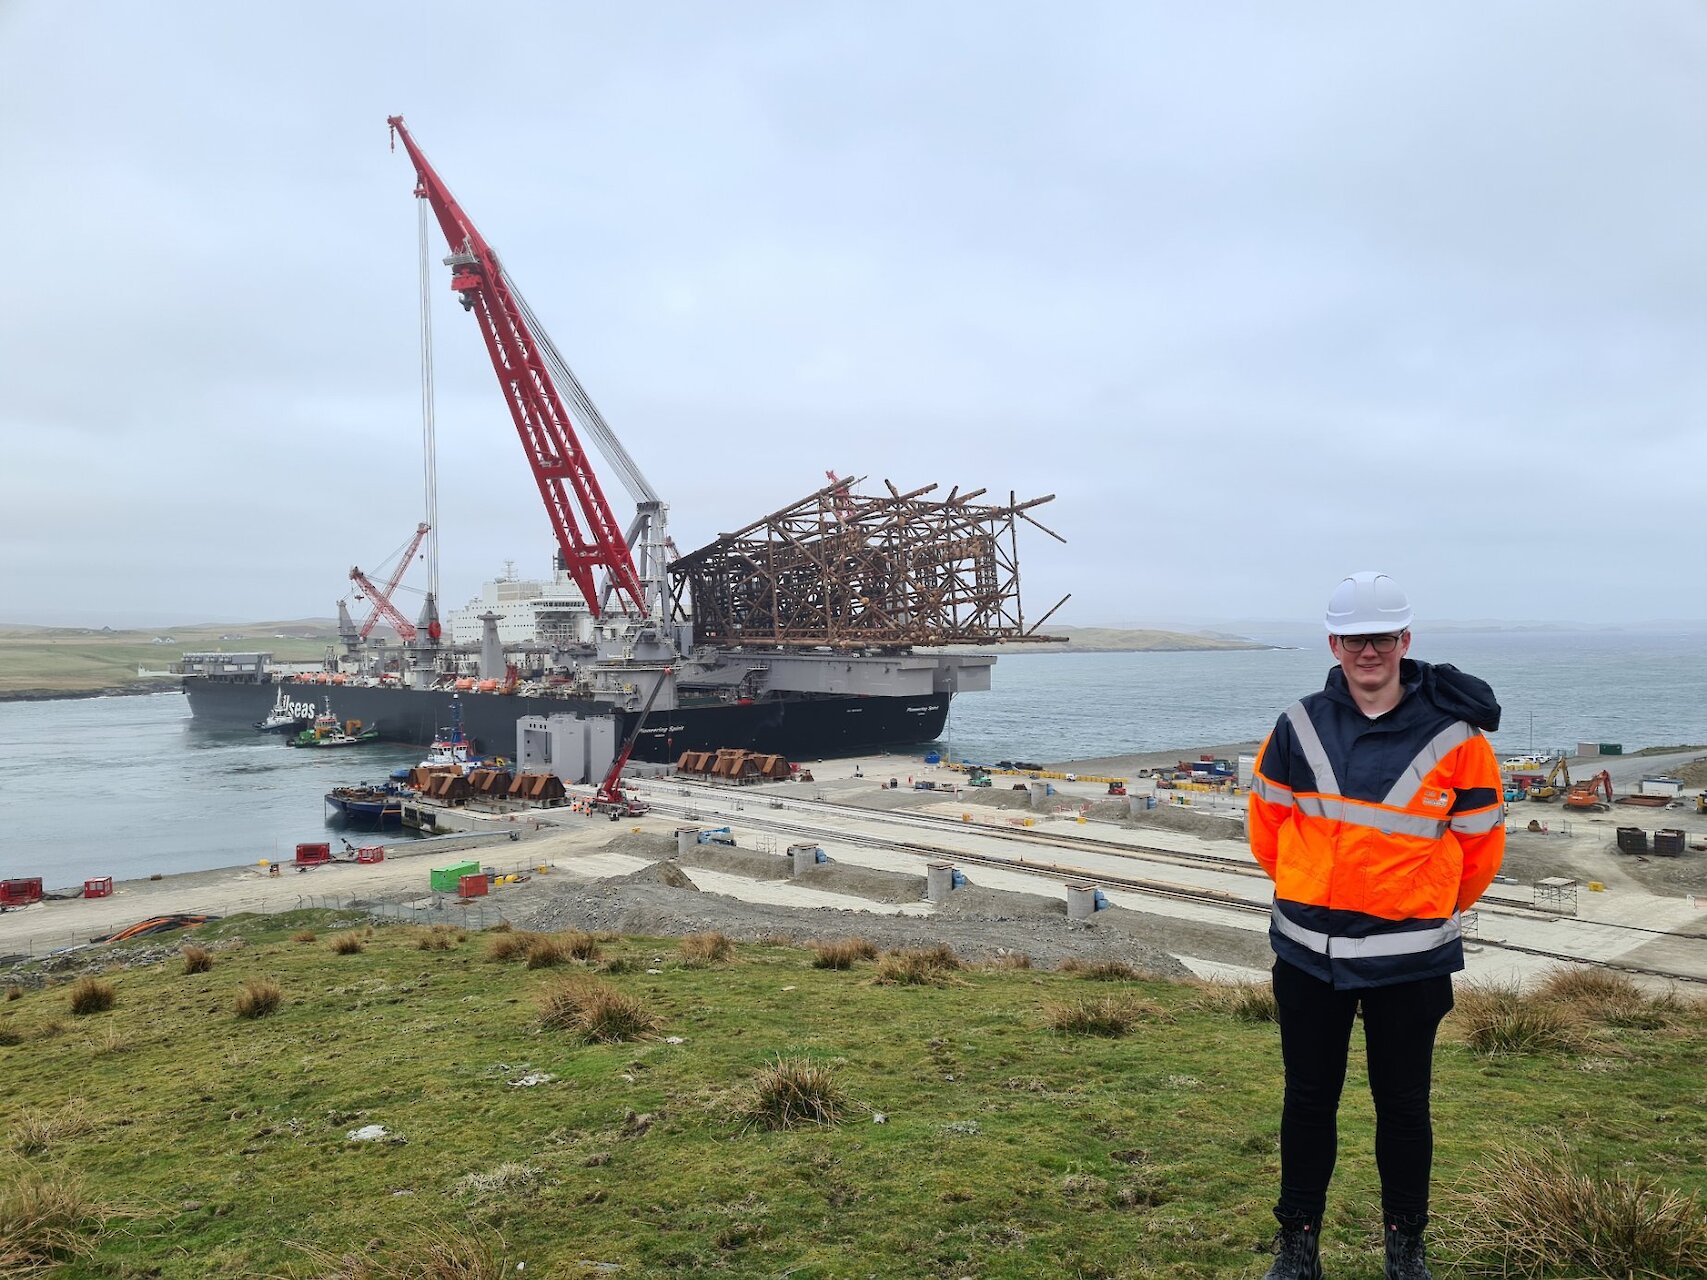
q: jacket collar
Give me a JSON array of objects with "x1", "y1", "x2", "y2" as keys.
[{"x1": 1320, "y1": 659, "x2": 1425, "y2": 723}]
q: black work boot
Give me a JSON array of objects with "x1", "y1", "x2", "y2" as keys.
[
  {"x1": 1262, "y1": 1214, "x2": 1324, "y2": 1280},
  {"x1": 1383, "y1": 1218, "x2": 1431, "y2": 1280}
]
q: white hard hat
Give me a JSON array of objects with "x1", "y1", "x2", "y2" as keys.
[{"x1": 1323, "y1": 571, "x2": 1413, "y2": 636}]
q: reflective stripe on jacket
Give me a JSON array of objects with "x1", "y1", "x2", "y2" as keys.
[{"x1": 1247, "y1": 659, "x2": 1505, "y2": 990}]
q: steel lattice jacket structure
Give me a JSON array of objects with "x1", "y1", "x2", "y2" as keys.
[{"x1": 1247, "y1": 660, "x2": 1507, "y2": 989}]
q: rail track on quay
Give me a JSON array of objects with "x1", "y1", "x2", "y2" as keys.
[{"x1": 615, "y1": 780, "x2": 1707, "y2": 988}]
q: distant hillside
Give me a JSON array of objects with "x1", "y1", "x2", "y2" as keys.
[{"x1": 0, "y1": 620, "x2": 341, "y2": 698}]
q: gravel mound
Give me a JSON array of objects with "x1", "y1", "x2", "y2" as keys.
[
  {"x1": 956, "y1": 788, "x2": 1036, "y2": 811},
  {"x1": 794, "y1": 862, "x2": 924, "y2": 904},
  {"x1": 1122, "y1": 805, "x2": 1246, "y2": 842},
  {"x1": 600, "y1": 831, "x2": 680, "y2": 860},
  {"x1": 674, "y1": 846, "x2": 792, "y2": 880},
  {"x1": 613, "y1": 860, "x2": 698, "y2": 891},
  {"x1": 938, "y1": 884, "x2": 1063, "y2": 918}
]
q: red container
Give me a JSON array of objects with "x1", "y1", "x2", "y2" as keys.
[
  {"x1": 1, "y1": 877, "x2": 44, "y2": 907},
  {"x1": 294, "y1": 843, "x2": 332, "y2": 866},
  {"x1": 355, "y1": 846, "x2": 385, "y2": 864},
  {"x1": 84, "y1": 876, "x2": 114, "y2": 899},
  {"x1": 457, "y1": 873, "x2": 488, "y2": 898}
]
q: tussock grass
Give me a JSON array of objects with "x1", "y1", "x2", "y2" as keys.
[
  {"x1": 290, "y1": 930, "x2": 318, "y2": 944},
  {"x1": 281, "y1": 1220, "x2": 512, "y2": 1279},
  {"x1": 483, "y1": 931, "x2": 543, "y2": 963},
  {"x1": 811, "y1": 938, "x2": 878, "y2": 970},
  {"x1": 1058, "y1": 958, "x2": 1135, "y2": 981},
  {"x1": 235, "y1": 978, "x2": 284, "y2": 1020},
  {"x1": 66, "y1": 978, "x2": 115, "y2": 1016},
  {"x1": 0, "y1": 1161, "x2": 110, "y2": 1274},
  {"x1": 89, "y1": 1023, "x2": 133, "y2": 1056},
  {"x1": 1043, "y1": 995, "x2": 1162, "y2": 1037},
  {"x1": 6, "y1": 985, "x2": 24, "y2": 1001},
  {"x1": 1453, "y1": 980, "x2": 1582, "y2": 1055},
  {"x1": 1534, "y1": 965, "x2": 1688, "y2": 1030},
  {"x1": 872, "y1": 944, "x2": 963, "y2": 986},
  {"x1": 537, "y1": 978, "x2": 661, "y2": 1043},
  {"x1": 414, "y1": 925, "x2": 464, "y2": 951},
  {"x1": 0, "y1": 1028, "x2": 21, "y2": 1047},
  {"x1": 180, "y1": 945, "x2": 213, "y2": 974},
  {"x1": 1440, "y1": 1146, "x2": 1707, "y2": 1277},
  {"x1": 557, "y1": 930, "x2": 600, "y2": 961},
  {"x1": 1190, "y1": 980, "x2": 1278, "y2": 1023},
  {"x1": 679, "y1": 932, "x2": 734, "y2": 966},
  {"x1": 329, "y1": 933, "x2": 366, "y2": 956},
  {"x1": 453, "y1": 1162, "x2": 544, "y2": 1201},
  {"x1": 742, "y1": 1056, "x2": 846, "y2": 1131},
  {"x1": 522, "y1": 938, "x2": 572, "y2": 969},
  {"x1": 985, "y1": 952, "x2": 1033, "y2": 970},
  {"x1": 11, "y1": 1105, "x2": 95, "y2": 1157}
]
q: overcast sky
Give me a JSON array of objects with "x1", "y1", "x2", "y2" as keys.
[{"x1": 3, "y1": 2, "x2": 1703, "y2": 632}]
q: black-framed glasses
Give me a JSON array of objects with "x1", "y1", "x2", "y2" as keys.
[{"x1": 1338, "y1": 632, "x2": 1405, "y2": 654}]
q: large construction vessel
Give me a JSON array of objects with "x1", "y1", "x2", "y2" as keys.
[{"x1": 181, "y1": 118, "x2": 1065, "y2": 764}]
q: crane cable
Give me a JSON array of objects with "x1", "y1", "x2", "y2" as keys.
[{"x1": 418, "y1": 199, "x2": 440, "y2": 610}]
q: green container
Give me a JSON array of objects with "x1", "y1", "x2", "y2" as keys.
[
  {"x1": 1599, "y1": 743, "x2": 1623, "y2": 756},
  {"x1": 430, "y1": 860, "x2": 483, "y2": 893}
]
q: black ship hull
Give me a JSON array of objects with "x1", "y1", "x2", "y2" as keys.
[{"x1": 183, "y1": 677, "x2": 949, "y2": 762}]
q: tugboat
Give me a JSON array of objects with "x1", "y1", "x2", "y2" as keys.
[
  {"x1": 254, "y1": 687, "x2": 314, "y2": 734},
  {"x1": 287, "y1": 698, "x2": 381, "y2": 749},
  {"x1": 390, "y1": 695, "x2": 501, "y2": 779}
]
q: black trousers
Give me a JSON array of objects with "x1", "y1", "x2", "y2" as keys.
[{"x1": 1272, "y1": 958, "x2": 1455, "y2": 1222}]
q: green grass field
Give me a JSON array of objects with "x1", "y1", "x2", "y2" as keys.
[{"x1": 3, "y1": 914, "x2": 1704, "y2": 1278}]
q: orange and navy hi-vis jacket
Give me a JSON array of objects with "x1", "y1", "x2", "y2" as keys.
[{"x1": 1248, "y1": 659, "x2": 1506, "y2": 990}]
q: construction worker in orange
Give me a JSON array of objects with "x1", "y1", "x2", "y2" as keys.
[{"x1": 1247, "y1": 572, "x2": 1505, "y2": 1280}]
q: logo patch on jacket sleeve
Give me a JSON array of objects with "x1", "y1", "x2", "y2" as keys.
[{"x1": 1421, "y1": 788, "x2": 1452, "y2": 809}]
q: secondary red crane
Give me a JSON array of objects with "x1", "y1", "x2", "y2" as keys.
[
  {"x1": 387, "y1": 115, "x2": 648, "y2": 619},
  {"x1": 592, "y1": 668, "x2": 673, "y2": 818},
  {"x1": 351, "y1": 522, "x2": 431, "y2": 640}
]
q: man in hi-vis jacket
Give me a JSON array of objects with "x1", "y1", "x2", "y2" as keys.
[{"x1": 1247, "y1": 572, "x2": 1505, "y2": 1280}]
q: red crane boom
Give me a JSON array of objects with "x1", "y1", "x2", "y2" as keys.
[
  {"x1": 355, "y1": 522, "x2": 430, "y2": 640},
  {"x1": 350, "y1": 566, "x2": 418, "y2": 641},
  {"x1": 387, "y1": 116, "x2": 648, "y2": 619}
]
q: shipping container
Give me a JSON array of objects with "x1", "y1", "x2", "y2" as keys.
[{"x1": 430, "y1": 860, "x2": 483, "y2": 893}]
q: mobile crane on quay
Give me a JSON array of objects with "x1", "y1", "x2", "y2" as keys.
[{"x1": 590, "y1": 668, "x2": 673, "y2": 819}]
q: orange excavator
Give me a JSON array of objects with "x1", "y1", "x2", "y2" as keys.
[{"x1": 1563, "y1": 770, "x2": 1614, "y2": 812}]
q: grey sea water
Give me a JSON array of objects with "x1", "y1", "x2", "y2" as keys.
[{"x1": 2, "y1": 627, "x2": 1702, "y2": 884}]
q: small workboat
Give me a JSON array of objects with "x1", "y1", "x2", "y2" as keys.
[{"x1": 287, "y1": 698, "x2": 381, "y2": 749}]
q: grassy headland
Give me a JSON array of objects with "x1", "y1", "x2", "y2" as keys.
[
  {"x1": 2, "y1": 912, "x2": 1703, "y2": 1278},
  {"x1": 0, "y1": 622, "x2": 339, "y2": 698}
]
